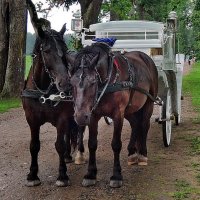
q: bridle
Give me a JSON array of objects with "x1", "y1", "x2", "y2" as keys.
[
  {"x1": 31, "y1": 32, "x2": 67, "y2": 95},
  {"x1": 78, "y1": 54, "x2": 115, "y2": 113}
]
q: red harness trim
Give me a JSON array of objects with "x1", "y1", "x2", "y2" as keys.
[{"x1": 113, "y1": 58, "x2": 120, "y2": 71}]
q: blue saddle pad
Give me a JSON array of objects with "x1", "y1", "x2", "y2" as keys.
[{"x1": 92, "y1": 38, "x2": 117, "y2": 47}]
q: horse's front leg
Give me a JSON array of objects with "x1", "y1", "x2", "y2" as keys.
[
  {"x1": 55, "y1": 122, "x2": 69, "y2": 187},
  {"x1": 82, "y1": 117, "x2": 100, "y2": 187},
  {"x1": 26, "y1": 125, "x2": 41, "y2": 186},
  {"x1": 75, "y1": 126, "x2": 86, "y2": 165},
  {"x1": 110, "y1": 116, "x2": 124, "y2": 188}
]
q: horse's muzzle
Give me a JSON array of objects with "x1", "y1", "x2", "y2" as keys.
[
  {"x1": 56, "y1": 78, "x2": 71, "y2": 92},
  {"x1": 74, "y1": 112, "x2": 91, "y2": 126}
]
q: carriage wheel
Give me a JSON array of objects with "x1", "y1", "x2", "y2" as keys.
[
  {"x1": 162, "y1": 89, "x2": 172, "y2": 147},
  {"x1": 104, "y1": 117, "x2": 113, "y2": 125}
]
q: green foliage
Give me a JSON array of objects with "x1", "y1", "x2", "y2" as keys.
[
  {"x1": 101, "y1": 0, "x2": 133, "y2": 20},
  {"x1": 26, "y1": 32, "x2": 36, "y2": 55},
  {"x1": 191, "y1": 0, "x2": 200, "y2": 59},
  {"x1": 0, "y1": 98, "x2": 21, "y2": 113}
]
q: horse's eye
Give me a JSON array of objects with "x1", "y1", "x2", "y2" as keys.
[
  {"x1": 43, "y1": 48, "x2": 51, "y2": 53},
  {"x1": 90, "y1": 78, "x2": 97, "y2": 84},
  {"x1": 42, "y1": 44, "x2": 51, "y2": 53}
]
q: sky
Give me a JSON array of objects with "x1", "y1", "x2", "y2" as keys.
[{"x1": 27, "y1": 0, "x2": 80, "y2": 34}]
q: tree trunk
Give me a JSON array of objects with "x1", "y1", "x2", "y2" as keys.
[
  {"x1": 0, "y1": 1, "x2": 9, "y2": 92},
  {"x1": 110, "y1": 9, "x2": 120, "y2": 21},
  {"x1": 79, "y1": 0, "x2": 103, "y2": 28},
  {"x1": 0, "y1": 0, "x2": 27, "y2": 98},
  {"x1": 138, "y1": 4, "x2": 145, "y2": 20}
]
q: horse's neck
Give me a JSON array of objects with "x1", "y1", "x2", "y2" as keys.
[
  {"x1": 25, "y1": 59, "x2": 51, "y2": 90},
  {"x1": 112, "y1": 55, "x2": 130, "y2": 82}
]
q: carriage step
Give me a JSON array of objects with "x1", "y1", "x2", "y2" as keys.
[{"x1": 155, "y1": 116, "x2": 174, "y2": 123}]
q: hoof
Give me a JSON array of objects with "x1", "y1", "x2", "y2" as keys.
[
  {"x1": 82, "y1": 178, "x2": 96, "y2": 187},
  {"x1": 138, "y1": 155, "x2": 148, "y2": 166},
  {"x1": 127, "y1": 153, "x2": 138, "y2": 165},
  {"x1": 25, "y1": 179, "x2": 41, "y2": 187},
  {"x1": 110, "y1": 180, "x2": 123, "y2": 188},
  {"x1": 75, "y1": 152, "x2": 86, "y2": 165},
  {"x1": 55, "y1": 179, "x2": 70, "y2": 187}
]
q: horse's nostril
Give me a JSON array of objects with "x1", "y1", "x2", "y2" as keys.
[
  {"x1": 84, "y1": 114, "x2": 90, "y2": 122},
  {"x1": 58, "y1": 82, "x2": 62, "y2": 87}
]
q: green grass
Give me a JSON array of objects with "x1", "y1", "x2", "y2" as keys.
[
  {"x1": 25, "y1": 55, "x2": 32, "y2": 79},
  {"x1": 191, "y1": 162, "x2": 200, "y2": 169},
  {"x1": 0, "y1": 55, "x2": 31, "y2": 113},
  {"x1": 172, "y1": 180, "x2": 199, "y2": 200},
  {"x1": 0, "y1": 98, "x2": 21, "y2": 113},
  {"x1": 183, "y1": 62, "x2": 200, "y2": 113},
  {"x1": 190, "y1": 136, "x2": 200, "y2": 155},
  {"x1": 196, "y1": 174, "x2": 200, "y2": 184}
]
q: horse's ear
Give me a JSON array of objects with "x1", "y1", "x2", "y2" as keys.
[
  {"x1": 90, "y1": 53, "x2": 99, "y2": 68},
  {"x1": 60, "y1": 23, "x2": 66, "y2": 36},
  {"x1": 66, "y1": 52, "x2": 76, "y2": 71},
  {"x1": 36, "y1": 26, "x2": 45, "y2": 39}
]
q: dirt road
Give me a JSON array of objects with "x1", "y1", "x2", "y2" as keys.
[{"x1": 0, "y1": 65, "x2": 200, "y2": 200}]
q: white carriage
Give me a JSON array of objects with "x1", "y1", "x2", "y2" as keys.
[{"x1": 73, "y1": 11, "x2": 184, "y2": 147}]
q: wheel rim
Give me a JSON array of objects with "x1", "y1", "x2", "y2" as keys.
[{"x1": 165, "y1": 90, "x2": 172, "y2": 145}]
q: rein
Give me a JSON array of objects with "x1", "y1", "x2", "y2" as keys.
[
  {"x1": 91, "y1": 55, "x2": 114, "y2": 113},
  {"x1": 31, "y1": 43, "x2": 57, "y2": 95}
]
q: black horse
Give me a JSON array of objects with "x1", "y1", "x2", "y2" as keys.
[
  {"x1": 67, "y1": 42, "x2": 159, "y2": 188},
  {"x1": 22, "y1": 24, "x2": 85, "y2": 187}
]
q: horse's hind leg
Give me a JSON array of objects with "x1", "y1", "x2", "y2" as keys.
[
  {"x1": 127, "y1": 116, "x2": 138, "y2": 165},
  {"x1": 26, "y1": 125, "x2": 41, "y2": 187},
  {"x1": 128, "y1": 101, "x2": 154, "y2": 166},
  {"x1": 75, "y1": 126, "x2": 86, "y2": 165},
  {"x1": 137, "y1": 101, "x2": 154, "y2": 165},
  {"x1": 55, "y1": 123, "x2": 69, "y2": 187}
]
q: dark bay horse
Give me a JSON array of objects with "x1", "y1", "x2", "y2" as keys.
[
  {"x1": 22, "y1": 24, "x2": 85, "y2": 187},
  {"x1": 67, "y1": 42, "x2": 158, "y2": 188}
]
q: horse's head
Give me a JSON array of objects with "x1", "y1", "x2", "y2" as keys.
[
  {"x1": 70, "y1": 43, "x2": 110, "y2": 126},
  {"x1": 34, "y1": 24, "x2": 70, "y2": 91}
]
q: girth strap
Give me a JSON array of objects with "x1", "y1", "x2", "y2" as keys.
[{"x1": 99, "y1": 81, "x2": 162, "y2": 105}]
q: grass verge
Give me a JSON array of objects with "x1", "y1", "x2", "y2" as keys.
[
  {"x1": 25, "y1": 55, "x2": 32, "y2": 79},
  {"x1": 183, "y1": 62, "x2": 200, "y2": 113},
  {"x1": 172, "y1": 180, "x2": 200, "y2": 200},
  {"x1": 0, "y1": 55, "x2": 31, "y2": 113},
  {"x1": 0, "y1": 98, "x2": 21, "y2": 113}
]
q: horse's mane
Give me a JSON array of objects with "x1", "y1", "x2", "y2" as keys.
[
  {"x1": 33, "y1": 29, "x2": 68, "y2": 54},
  {"x1": 74, "y1": 42, "x2": 110, "y2": 70}
]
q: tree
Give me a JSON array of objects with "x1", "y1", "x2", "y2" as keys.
[
  {"x1": 191, "y1": 0, "x2": 200, "y2": 59},
  {"x1": 36, "y1": 0, "x2": 103, "y2": 28},
  {"x1": 0, "y1": 0, "x2": 27, "y2": 98},
  {"x1": 101, "y1": 0, "x2": 133, "y2": 21}
]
